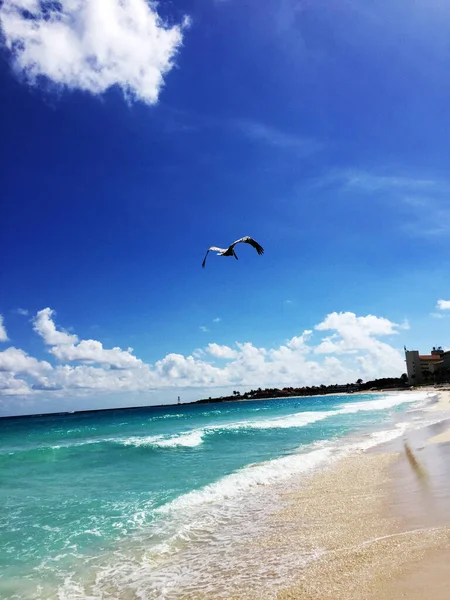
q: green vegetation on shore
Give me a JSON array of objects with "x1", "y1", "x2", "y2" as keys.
[{"x1": 191, "y1": 375, "x2": 409, "y2": 405}]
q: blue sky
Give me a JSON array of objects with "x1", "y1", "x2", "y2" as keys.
[{"x1": 1, "y1": 0, "x2": 450, "y2": 416}]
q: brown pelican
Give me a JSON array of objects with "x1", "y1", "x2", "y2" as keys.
[{"x1": 202, "y1": 236, "x2": 264, "y2": 268}]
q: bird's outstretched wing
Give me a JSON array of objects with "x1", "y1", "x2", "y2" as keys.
[
  {"x1": 202, "y1": 246, "x2": 225, "y2": 268},
  {"x1": 229, "y1": 236, "x2": 264, "y2": 255}
]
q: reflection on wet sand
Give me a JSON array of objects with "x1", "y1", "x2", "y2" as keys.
[{"x1": 403, "y1": 441, "x2": 428, "y2": 481}]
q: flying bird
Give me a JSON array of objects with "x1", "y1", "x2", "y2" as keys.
[{"x1": 202, "y1": 236, "x2": 264, "y2": 268}]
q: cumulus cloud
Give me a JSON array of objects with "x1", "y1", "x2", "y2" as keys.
[
  {"x1": 0, "y1": 308, "x2": 407, "y2": 402},
  {"x1": 313, "y1": 311, "x2": 404, "y2": 377},
  {"x1": 154, "y1": 353, "x2": 226, "y2": 387},
  {"x1": 314, "y1": 312, "x2": 401, "y2": 355},
  {"x1": 287, "y1": 330, "x2": 312, "y2": 351},
  {"x1": 0, "y1": 372, "x2": 31, "y2": 396},
  {"x1": 0, "y1": 0, "x2": 190, "y2": 104},
  {"x1": 33, "y1": 308, "x2": 78, "y2": 346},
  {"x1": 50, "y1": 339, "x2": 144, "y2": 369},
  {"x1": 0, "y1": 316, "x2": 8, "y2": 342},
  {"x1": 316, "y1": 312, "x2": 400, "y2": 338},
  {"x1": 33, "y1": 308, "x2": 144, "y2": 369},
  {"x1": 206, "y1": 343, "x2": 238, "y2": 359},
  {"x1": 0, "y1": 346, "x2": 52, "y2": 395},
  {"x1": 437, "y1": 299, "x2": 450, "y2": 310},
  {"x1": 0, "y1": 347, "x2": 52, "y2": 377}
]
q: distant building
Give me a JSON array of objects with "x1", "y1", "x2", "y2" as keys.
[{"x1": 404, "y1": 346, "x2": 450, "y2": 384}]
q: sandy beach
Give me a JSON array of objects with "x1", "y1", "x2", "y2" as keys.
[
  {"x1": 272, "y1": 388, "x2": 450, "y2": 600},
  {"x1": 166, "y1": 389, "x2": 450, "y2": 600}
]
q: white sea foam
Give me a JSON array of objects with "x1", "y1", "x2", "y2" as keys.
[
  {"x1": 221, "y1": 410, "x2": 334, "y2": 430},
  {"x1": 113, "y1": 394, "x2": 426, "y2": 451},
  {"x1": 153, "y1": 430, "x2": 205, "y2": 448},
  {"x1": 337, "y1": 391, "x2": 427, "y2": 414},
  {"x1": 57, "y1": 421, "x2": 418, "y2": 600},
  {"x1": 156, "y1": 420, "x2": 415, "y2": 520},
  {"x1": 356, "y1": 422, "x2": 409, "y2": 448},
  {"x1": 120, "y1": 430, "x2": 205, "y2": 448},
  {"x1": 147, "y1": 413, "x2": 185, "y2": 421},
  {"x1": 156, "y1": 445, "x2": 335, "y2": 517},
  {"x1": 117, "y1": 409, "x2": 334, "y2": 451},
  {"x1": 55, "y1": 396, "x2": 444, "y2": 600}
]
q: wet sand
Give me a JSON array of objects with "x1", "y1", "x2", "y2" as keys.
[
  {"x1": 171, "y1": 390, "x2": 450, "y2": 600},
  {"x1": 427, "y1": 387, "x2": 450, "y2": 443},
  {"x1": 274, "y1": 389, "x2": 450, "y2": 599}
]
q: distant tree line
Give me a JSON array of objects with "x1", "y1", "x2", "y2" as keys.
[{"x1": 192, "y1": 374, "x2": 410, "y2": 405}]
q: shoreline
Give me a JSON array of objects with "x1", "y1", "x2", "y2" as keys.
[
  {"x1": 143, "y1": 388, "x2": 449, "y2": 600},
  {"x1": 5, "y1": 388, "x2": 449, "y2": 599},
  {"x1": 0, "y1": 387, "x2": 405, "y2": 420},
  {"x1": 177, "y1": 388, "x2": 450, "y2": 600},
  {"x1": 148, "y1": 387, "x2": 450, "y2": 600},
  {"x1": 273, "y1": 389, "x2": 450, "y2": 599},
  {"x1": 2, "y1": 385, "x2": 439, "y2": 420}
]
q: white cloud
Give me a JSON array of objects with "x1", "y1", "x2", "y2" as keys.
[
  {"x1": 13, "y1": 308, "x2": 29, "y2": 316},
  {"x1": 206, "y1": 343, "x2": 238, "y2": 359},
  {"x1": 399, "y1": 318, "x2": 410, "y2": 331},
  {"x1": 199, "y1": 326, "x2": 209, "y2": 333},
  {"x1": 154, "y1": 353, "x2": 226, "y2": 387},
  {"x1": 0, "y1": 308, "x2": 407, "y2": 403},
  {"x1": 0, "y1": 372, "x2": 31, "y2": 396},
  {"x1": 313, "y1": 312, "x2": 404, "y2": 377},
  {"x1": 0, "y1": 347, "x2": 52, "y2": 377},
  {"x1": 33, "y1": 308, "x2": 143, "y2": 369},
  {"x1": 50, "y1": 339, "x2": 144, "y2": 369},
  {"x1": 213, "y1": 317, "x2": 222, "y2": 323},
  {"x1": 33, "y1": 308, "x2": 78, "y2": 345},
  {"x1": 0, "y1": 0, "x2": 190, "y2": 104},
  {"x1": 316, "y1": 312, "x2": 400, "y2": 338},
  {"x1": 0, "y1": 316, "x2": 8, "y2": 342},
  {"x1": 437, "y1": 299, "x2": 450, "y2": 310},
  {"x1": 287, "y1": 330, "x2": 312, "y2": 351}
]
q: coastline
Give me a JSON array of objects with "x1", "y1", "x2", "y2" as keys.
[
  {"x1": 4, "y1": 388, "x2": 449, "y2": 599},
  {"x1": 0, "y1": 385, "x2": 427, "y2": 420},
  {"x1": 180, "y1": 388, "x2": 450, "y2": 600},
  {"x1": 152, "y1": 387, "x2": 450, "y2": 600},
  {"x1": 272, "y1": 389, "x2": 450, "y2": 599},
  {"x1": 141, "y1": 388, "x2": 450, "y2": 600}
]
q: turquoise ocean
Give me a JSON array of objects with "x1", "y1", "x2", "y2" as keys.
[{"x1": 0, "y1": 391, "x2": 441, "y2": 599}]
